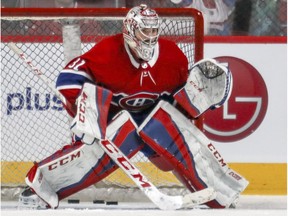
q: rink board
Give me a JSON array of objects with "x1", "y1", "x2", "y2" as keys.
[{"x1": 1, "y1": 161, "x2": 286, "y2": 195}]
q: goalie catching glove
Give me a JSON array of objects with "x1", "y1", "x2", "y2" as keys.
[
  {"x1": 70, "y1": 83, "x2": 113, "y2": 144},
  {"x1": 174, "y1": 58, "x2": 232, "y2": 118}
]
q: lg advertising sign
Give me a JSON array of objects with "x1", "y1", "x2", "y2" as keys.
[{"x1": 204, "y1": 56, "x2": 268, "y2": 142}]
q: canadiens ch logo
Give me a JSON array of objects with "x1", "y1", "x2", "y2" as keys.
[
  {"x1": 119, "y1": 92, "x2": 159, "y2": 112},
  {"x1": 203, "y1": 56, "x2": 268, "y2": 142}
]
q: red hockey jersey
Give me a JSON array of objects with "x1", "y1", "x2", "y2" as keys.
[{"x1": 56, "y1": 33, "x2": 188, "y2": 117}]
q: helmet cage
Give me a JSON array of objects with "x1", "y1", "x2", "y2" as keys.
[{"x1": 137, "y1": 27, "x2": 159, "y2": 46}]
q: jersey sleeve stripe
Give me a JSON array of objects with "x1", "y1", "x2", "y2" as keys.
[
  {"x1": 56, "y1": 72, "x2": 93, "y2": 90},
  {"x1": 60, "y1": 69, "x2": 93, "y2": 80},
  {"x1": 56, "y1": 85, "x2": 82, "y2": 90}
]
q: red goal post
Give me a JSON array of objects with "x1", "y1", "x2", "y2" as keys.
[{"x1": 1, "y1": 8, "x2": 204, "y2": 201}]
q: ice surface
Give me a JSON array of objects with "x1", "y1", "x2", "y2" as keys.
[
  {"x1": 1, "y1": 195, "x2": 287, "y2": 216},
  {"x1": 1, "y1": 209, "x2": 287, "y2": 216}
]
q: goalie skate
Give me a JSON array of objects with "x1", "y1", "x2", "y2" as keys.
[{"x1": 18, "y1": 187, "x2": 48, "y2": 209}]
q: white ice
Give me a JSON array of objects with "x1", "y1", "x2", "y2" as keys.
[{"x1": 1, "y1": 195, "x2": 287, "y2": 216}]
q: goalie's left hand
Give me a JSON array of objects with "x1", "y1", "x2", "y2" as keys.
[{"x1": 173, "y1": 58, "x2": 232, "y2": 118}]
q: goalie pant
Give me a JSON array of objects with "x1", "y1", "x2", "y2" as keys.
[{"x1": 25, "y1": 101, "x2": 248, "y2": 209}]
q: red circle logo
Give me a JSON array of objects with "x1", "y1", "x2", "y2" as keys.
[{"x1": 203, "y1": 56, "x2": 268, "y2": 142}]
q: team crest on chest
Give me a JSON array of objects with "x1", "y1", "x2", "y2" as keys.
[{"x1": 119, "y1": 92, "x2": 159, "y2": 112}]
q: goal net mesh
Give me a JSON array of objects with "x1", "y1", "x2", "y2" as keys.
[{"x1": 1, "y1": 8, "x2": 203, "y2": 201}]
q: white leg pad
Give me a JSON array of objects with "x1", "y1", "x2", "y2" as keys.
[
  {"x1": 138, "y1": 101, "x2": 249, "y2": 208},
  {"x1": 25, "y1": 110, "x2": 140, "y2": 207},
  {"x1": 25, "y1": 168, "x2": 59, "y2": 208}
]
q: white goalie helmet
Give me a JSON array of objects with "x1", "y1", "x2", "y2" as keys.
[{"x1": 123, "y1": 4, "x2": 161, "y2": 61}]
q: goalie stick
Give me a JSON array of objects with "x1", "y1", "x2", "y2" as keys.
[{"x1": 8, "y1": 42, "x2": 216, "y2": 210}]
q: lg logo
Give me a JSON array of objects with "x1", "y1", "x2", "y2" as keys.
[{"x1": 204, "y1": 56, "x2": 268, "y2": 142}]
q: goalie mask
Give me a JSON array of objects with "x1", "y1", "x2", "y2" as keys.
[{"x1": 123, "y1": 4, "x2": 161, "y2": 62}]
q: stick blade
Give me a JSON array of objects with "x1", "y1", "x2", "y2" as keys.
[
  {"x1": 181, "y1": 188, "x2": 216, "y2": 209},
  {"x1": 147, "y1": 187, "x2": 216, "y2": 210}
]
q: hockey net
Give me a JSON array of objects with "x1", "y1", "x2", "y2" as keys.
[{"x1": 1, "y1": 8, "x2": 204, "y2": 202}]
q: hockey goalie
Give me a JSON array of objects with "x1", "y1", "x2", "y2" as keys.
[{"x1": 19, "y1": 4, "x2": 248, "y2": 209}]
